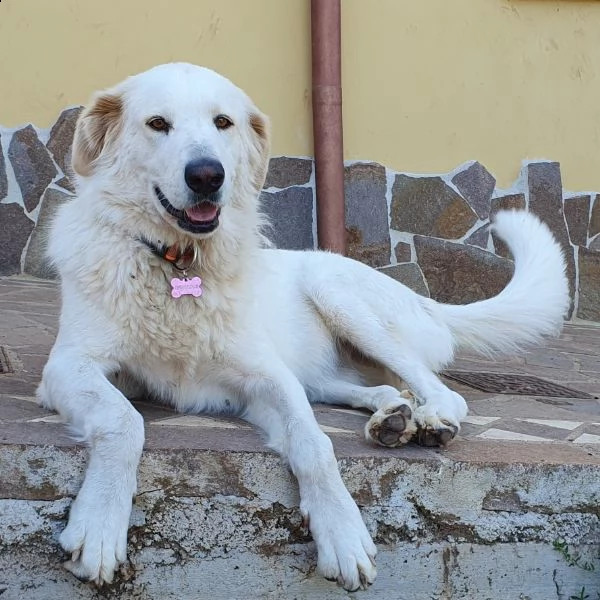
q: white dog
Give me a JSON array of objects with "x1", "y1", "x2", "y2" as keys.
[{"x1": 38, "y1": 62, "x2": 569, "y2": 591}]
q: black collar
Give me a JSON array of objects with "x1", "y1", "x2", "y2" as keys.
[{"x1": 138, "y1": 237, "x2": 197, "y2": 272}]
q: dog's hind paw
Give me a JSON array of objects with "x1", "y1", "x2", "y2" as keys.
[
  {"x1": 364, "y1": 390, "x2": 417, "y2": 447},
  {"x1": 365, "y1": 388, "x2": 465, "y2": 449},
  {"x1": 414, "y1": 418, "x2": 459, "y2": 447},
  {"x1": 411, "y1": 394, "x2": 464, "y2": 448}
]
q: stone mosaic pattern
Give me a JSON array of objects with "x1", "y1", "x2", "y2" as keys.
[
  {"x1": 1, "y1": 110, "x2": 600, "y2": 321},
  {"x1": 391, "y1": 175, "x2": 478, "y2": 239}
]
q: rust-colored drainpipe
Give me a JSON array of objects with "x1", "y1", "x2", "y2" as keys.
[{"x1": 311, "y1": 0, "x2": 346, "y2": 254}]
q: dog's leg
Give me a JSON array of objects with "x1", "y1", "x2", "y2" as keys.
[
  {"x1": 239, "y1": 363, "x2": 377, "y2": 591},
  {"x1": 38, "y1": 346, "x2": 144, "y2": 585},
  {"x1": 310, "y1": 294, "x2": 467, "y2": 447},
  {"x1": 310, "y1": 380, "x2": 418, "y2": 448}
]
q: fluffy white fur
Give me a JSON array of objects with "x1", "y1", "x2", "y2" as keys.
[{"x1": 38, "y1": 63, "x2": 570, "y2": 591}]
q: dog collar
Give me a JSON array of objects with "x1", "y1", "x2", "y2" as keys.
[
  {"x1": 139, "y1": 237, "x2": 197, "y2": 272},
  {"x1": 138, "y1": 237, "x2": 202, "y2": 299}
]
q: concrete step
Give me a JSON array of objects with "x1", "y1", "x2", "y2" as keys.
[{"x1": 1, "y1": 277, "x2": 599, "y2": 599}]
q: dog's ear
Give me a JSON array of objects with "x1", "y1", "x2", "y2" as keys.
[
  {"x1": 72, "y1": 92, "x2": 123, "y2": 177},
  {"x1": 248, "y1": 110, "x2": 271, "y2": 192}
]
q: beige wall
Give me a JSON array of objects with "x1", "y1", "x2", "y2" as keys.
[
  {"x1": 0, "y1": 0, "x2": 313, "y2": 154},
  {"x1": 342, "y1": 0, "x2": 600, "y2": 189},
  {"x1": 1, "y1": 0, "x2": 600, "y2": 189}
]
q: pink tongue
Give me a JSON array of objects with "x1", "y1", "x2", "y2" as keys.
[{"x1": 184, "y1": 203, "x2": 218, "y2": 223}]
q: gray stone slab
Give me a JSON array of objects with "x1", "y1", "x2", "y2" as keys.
[
  {"x1": 415, "y1": 236, "x2": 514, "y2": 305},
  {"x1": 8, "y1": 125, "x2": 58, "y2": 213},
  {"x1": 54, "y1": 176, "x2": 75, "y2": 193},
  {"x1": 0, "y1": 441, "x2": 598, "y2": 599},
  {"x1": 451, "y1": 161, "x2": 496, "y2": 219},
  {"x1": 394, "y1": 241, "x2": 411, "y2": 263},
  {"x1": 24, "y1": 187, "x2": 73, "y2": 279},
  {"x1": 589, "y1": 193, "x2": 600, "y2": 240},
  {"x1": 0, "y1": 203, "x2": 35, "y2": 275},
  {"x1": 1, "y1": 519, "x2": 598, "y2": 600},
  {"x1": 46, "y1": 106, "x2": 82, "y2": 180},
  {"x1": 345, "y1": 162, "x2": 390, "y2": 268},
  {"x1": 377, "y1": 263, "x2": 429, "y2": 297},
  {"x1": 264, "y1": 157, "x2": 312, "y2": 189},
  {"x1": 464, "y1": 224, "x2": 489, "y2": 249},
  {"x1": 577, "y1": 247, "x2": 600, "y2": 322},
  {"x1": 527, "y1": 162, "x2": 575, "y2": 318},
  {"x1": 490, "y1": 193, "x2": 527, "y2": 258},
  {"x1": 0, "y1": 132, "x2": 8, "y2": 201},
  {"x1": 260, "y1": 186, "x2": 314, "y2": 250},
  {"x1": 564, "y1": 194, "x2": 591, "y2": 247},
  {"x1": 391, "y1": 175, "x2": 477, "y2": 239}
]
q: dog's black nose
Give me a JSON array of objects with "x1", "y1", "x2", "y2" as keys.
[{"x1": 184, "y1": 158, "x2": 225, "y2": 196}]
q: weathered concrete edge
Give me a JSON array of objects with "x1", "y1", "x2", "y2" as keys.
[
  {"x1": 2, "y1": 444, "x2": 598, "y2": 542},
  {"x1": 2, "y1": 539, "x2": 599, "y2": 600},
  {"x1": 1, "y1": 444, "x2": 599, "y2": 599}
]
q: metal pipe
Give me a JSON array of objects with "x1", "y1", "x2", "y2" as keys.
[{"x1": 311, "y1": 0, "x2": 346, "y2": 254}]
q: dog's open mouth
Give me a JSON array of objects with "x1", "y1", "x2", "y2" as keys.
[{"x1": 154, "y1": 186, "x2": 221, "y2": 234}]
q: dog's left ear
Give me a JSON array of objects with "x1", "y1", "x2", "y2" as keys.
[
  {"x1": 248, "y1": 110, "x2": 271, "y2": 191},
  {"x1": 72, "y1": 92, "x2": 123, "y2": 177}
]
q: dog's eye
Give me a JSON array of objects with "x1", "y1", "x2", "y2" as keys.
[
  {"x1": 146, "y1": 117, "x2": 171, "y2": 133},
  {"x1": 214, "y1": 114, "x2": 233, "y2": 130}
]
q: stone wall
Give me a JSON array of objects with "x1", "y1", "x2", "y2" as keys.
[{"x1": 1, "y1": 109, "x2": 599, "y2": 321}]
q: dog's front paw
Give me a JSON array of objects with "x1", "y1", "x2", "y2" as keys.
[
  {"x1": 303, "y1": 492, "x2": 377, "y2": 591},
  {"x1": 60, "y1": 487, "x2": 132, "y2": 585}
]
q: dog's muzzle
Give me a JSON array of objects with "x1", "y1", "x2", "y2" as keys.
[{"x1": 154, "y1": 186, "x2": 221, "y2": 234}]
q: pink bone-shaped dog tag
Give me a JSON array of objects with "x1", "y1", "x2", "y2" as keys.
[{"x1": 170, "y1": 276, "x2": 202, "y2": 298}]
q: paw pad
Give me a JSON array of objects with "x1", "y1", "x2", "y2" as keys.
[
  {"x1": 415, "y1": 422, "x2": 458, "y2": 447},
  {"x1": 366, "y1": 403, "x2": 414, "y2": 448}
]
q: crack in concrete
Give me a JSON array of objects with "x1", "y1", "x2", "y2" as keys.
[{"x1": 552, "y1": 568, "x2": 562, "y2": 599}]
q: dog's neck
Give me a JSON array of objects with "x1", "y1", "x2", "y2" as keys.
[{"x1": 138, "y1": 237, "x2": 196, "y2": 272}]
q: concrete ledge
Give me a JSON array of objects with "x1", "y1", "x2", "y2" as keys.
[{"x1": 1, "y1": 443, "x2": 599, "y2": 599}]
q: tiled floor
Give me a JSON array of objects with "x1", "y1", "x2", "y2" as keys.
[{"x1": 1, "y1": 276, "x2": 599, "y2": 465}]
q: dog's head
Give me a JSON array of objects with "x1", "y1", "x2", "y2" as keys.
[{"x1": 72, "y1": 63, "x2": 270, "y2": 237}]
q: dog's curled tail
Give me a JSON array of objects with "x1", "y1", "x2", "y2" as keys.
[{"x1": 437, "y1": 210, "x2": 570, "y2": 357}]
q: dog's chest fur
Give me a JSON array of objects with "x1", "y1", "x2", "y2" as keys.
[
  {"x1": 51, "y1": 194, "x2": 266, "y2": 392},
  {"x1": 80, "y1": 244, "x2": 250, "y2": 379}
]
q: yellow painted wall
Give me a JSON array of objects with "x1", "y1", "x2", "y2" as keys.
[
  {"x1": 0, "y1": 0, "x2": 313, "y2": 152},
  {"x1": 1, "y1": 0, "x2": 600, "y2": 189},
  {"x1": 342, "y1": 0, "x2": 600, "y2": 189}
]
